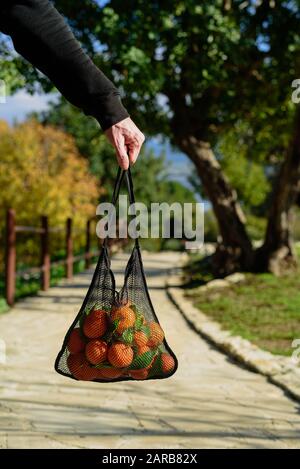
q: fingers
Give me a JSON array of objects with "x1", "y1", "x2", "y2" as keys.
[
  {"x1": 127, "y1": 140, "x2": 141, "y2": 165},
  {"x1": 104, "y1": 118, "x2": 145, "y2": 170},
  {"x1": 127, "y1": 133, "x2": 145, "y2": 165},
  {"x1": 114, "y1": 133, "x2": 130, "y2": 170}
]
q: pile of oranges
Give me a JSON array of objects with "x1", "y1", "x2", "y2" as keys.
[{"x1": 66, "y1": 301, "x2": 175, "y2": 381}]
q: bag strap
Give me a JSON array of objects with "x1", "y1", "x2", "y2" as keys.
[
  {"x1": 125, "y1": 167, "x2": 135, "y2": 205},
  {"x1": 103, "y1": 167, "x2": 139, "y2": 248},
  {"x1": 125, "y1": 168, "x2": 139, "y2": 248},
  {"x1": 111, "y1": 167, "x2": 125, "y2": 206}
]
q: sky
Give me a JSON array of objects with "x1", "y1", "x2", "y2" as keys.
[
  {"x1": 0, "y1": 89, "x2": 194, "y2": 191},
  {"x1": 0, "y1": 90, "x2": 54, "y2": 123}
]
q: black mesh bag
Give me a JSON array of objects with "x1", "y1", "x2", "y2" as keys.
[{"x1": 55, "y1": 168, "x2": 178, "y2": 382}]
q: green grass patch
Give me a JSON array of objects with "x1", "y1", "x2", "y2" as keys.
[
  {"x1": 0, "y1": 297, "x2": 9, "y2": 314},
  {"x1": 0, "y1": 252, "x2": 99, "y2": 305},
  {"x1": 182, "y1": 253, "x2": 214, "y2": 288},
  {"x1": 185, "y1": 271, "x2": 300, "y2": 356}
]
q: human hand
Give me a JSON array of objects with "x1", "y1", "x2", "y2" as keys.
[{"x1": 104, "y1": 117, "x2": 145, "y2": 170}]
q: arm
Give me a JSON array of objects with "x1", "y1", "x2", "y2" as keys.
[
  {"x1": 0, "y1": 0, "x2": 128, "y2": 130},
  {"x1": 0, "y1": 0, "x2": 144, "y2": 167}
]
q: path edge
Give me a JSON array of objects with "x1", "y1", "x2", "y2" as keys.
[{"x1": 166, "y1": 272, "x2": 300, "y2": 403}]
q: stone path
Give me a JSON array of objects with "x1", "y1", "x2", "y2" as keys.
[{"x1": 0, "y1": 251, "x2": 299, "y2": 449}]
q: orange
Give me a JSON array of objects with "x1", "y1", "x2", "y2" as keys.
[
  {"x1": 67, "y1": 328, "x2": 85, "y2": 354},
  {"x1": 96, "y1": 368, "x2": 124, "y2": 379},
  {"x1": 79, "y1": 362, "x2": 98, "y2": 381},
  {"x1": 161, "y1": 353, "x2": 175, "y2": 374},
  {"x1": 85, "y1": 339, "x2": 107, "y2": 365},
  {"x1": 67, "y1": 352, "x2": 97, "y2": 381},
  {"x1": 129, "y1": 368, "x2": 148, "y2": 380},
  {"x1": 134, "y1": 330, "x2": 148, "y2": 349},
  {"x1": 108, "y1": 342, "x2": 134, "y2": 368},
  {"x1": 83, "y1": 309, "x2": 108, "y2": 339},
  {"x1": 136, "y1": 344, "x2": 151, "y2": 355},
  {"x1": 67, "y1": 352, "x2": 85, "y2": 378},
  {"x1": 111, "y1": 304, "x2": 135, "y2": 334},
  {"x1": 147, "y1": 322, "x2": 164, "y2": 348}
]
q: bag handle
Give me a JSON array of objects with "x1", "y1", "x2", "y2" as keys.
[
  {"x1": 125, "y1": 168, "x2": 139, "y2": 248},
  {"x1": 111, "y1": 167, "x2": 125, "y2": 207},
  {"x1": 125, "y1": 167, "x2": 136, "y2": 205},
  {"x1": 103, "y1": 167, "x2": 139, "y2": 248}
]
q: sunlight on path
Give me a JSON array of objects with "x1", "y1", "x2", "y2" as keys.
[{"x1": 0, "y1": 252, "x2": 299, "y2": 449}]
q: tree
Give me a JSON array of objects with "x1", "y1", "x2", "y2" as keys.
[
  {"x1": 256, "y1": 108, "x2": 300, "y2": 274},
  {"x1": 0, "y1": 118, "x2": 101, "y2": 267},
  {"x1": 33, "y1": 97, "x2": 180, "y2": 202},
  {"x1": 0, "y1": 119, "x2": 99, "y2": 228},
  {"x1": 32, "y1": 98, "x2": 120, "y2": 199},
  {"x1": 52, "y1": 0, "x2": 300, "y2": 274},
  {"x1": 190, "y1": 122, "x2": 271, "y2": 239},
  {"x1": 2, "y1": 0, "x2": 300, "y2": 274}
]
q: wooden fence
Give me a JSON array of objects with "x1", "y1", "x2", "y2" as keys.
[{"x1": 5, "y1": 208, "x2": 99, "y2": 306}]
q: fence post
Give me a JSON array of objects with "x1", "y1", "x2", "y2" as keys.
[
  {"x1": 41, "y1": 216, "x2": 50, "y2": 291},
  {"x1": 66, "y1": 217, "x2": 73, "y2": 279},
  {"x1": 5, "y1": 209, "x2": 16, "y2": 306},
  {"x1": 85, "y1": 219, "x2": 91, "y2": 269}
]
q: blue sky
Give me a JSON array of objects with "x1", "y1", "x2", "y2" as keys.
[
  {"x1": 0, "y1": 90, "x2": 55, "y2": 123},
  {"x1": 0, "y1": 89, "x2": 194, "y2": 191}
]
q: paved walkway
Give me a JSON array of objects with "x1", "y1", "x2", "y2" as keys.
[{"x1": 0, "y1": 252, "x2": 299, "y2": 449}]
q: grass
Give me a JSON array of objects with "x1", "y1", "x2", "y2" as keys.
[
  {"x1": 0, "y1": 297, "x2": 9, "y2": 314},
  {"x1": 0, "y1": 252, "x2": 99, "y2": 312},
  {"x1": 184, "y1": 259, "x2": 300, "y2": 356},
  {"x1": 182, "y1": 253, "x2": 214, "y2": 287}
]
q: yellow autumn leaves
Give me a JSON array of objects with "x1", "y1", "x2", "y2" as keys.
[{"x1": 0, "y1": 119, "x2": 101, "y2": 233}]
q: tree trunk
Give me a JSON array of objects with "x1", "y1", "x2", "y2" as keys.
[
  {"x1": 255, "y1": 109, "x2": 300, "y2": 275},
  {"x1": 176, "y1": 135, "x2": 254, "y2": 275}
]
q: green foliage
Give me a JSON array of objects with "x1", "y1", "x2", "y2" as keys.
[
  {"x1": 134, "y1": 313, "x2": 144, "y2": 330},
  {"x1": 9, "y1": 1, "x2": 297, "y2": 143},
  {"x1": 129, "y1": 349, "x2": 157, "y2": 370},
  {"x1": 0, "y1": 254, "x2": 97, "y2": 303},
  {"x1": 0, "y1": 297, "x2": 9, "y2": 314},
  {"x1": 120, "y1": 328, "x2": 134, "y2": 345},
  {"x1": 217, "y1": 123, "x2": 271, "y2": 209},
  {"x1": 291, "y1": 207, "x2": 300, "y2": 242},
  {"x1": 147, "y1": 352, "x2": 163, "y2": 377},
  {"x1": 182, "y1": 253, "x2": 214, "y2": 288},
  {"x1": 204, "y1": 210, "x2": 218, "y2": 242},
  {"x1": 246, "y1": 214, "x2": 267, "y2": 242}
]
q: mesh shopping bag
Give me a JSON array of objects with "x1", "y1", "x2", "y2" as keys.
[{"x1": 54, "y1": 168, "x2": 178, "y2": 382}]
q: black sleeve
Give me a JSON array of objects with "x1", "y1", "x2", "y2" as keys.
[{"x1": 0, "y1": 0, "x2": 129, "y2": 130}]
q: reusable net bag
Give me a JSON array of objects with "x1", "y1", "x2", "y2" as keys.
[{"x1": 55, "y1": 168, "x2": 178, "y2": 382}]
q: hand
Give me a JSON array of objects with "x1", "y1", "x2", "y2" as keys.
[{"x1": 105, "y1": 117, "x2": 145, "y2": 170}]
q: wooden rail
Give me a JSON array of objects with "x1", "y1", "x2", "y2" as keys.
[{"x1": 5, "y1": 208, "x2": 99, "y2": 306}]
